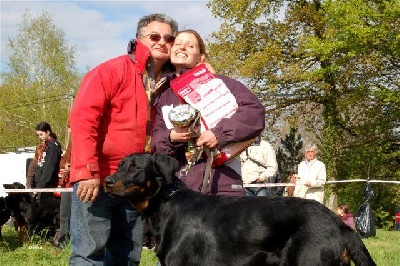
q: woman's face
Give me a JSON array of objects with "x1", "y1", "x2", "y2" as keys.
[
  {"x1": 171, "y1": 32, "x2": 205, "y2": 69},
  {"x1": 36, "y1": 130, "x2": 51, "y2": 142},
  {"x1": 305, "y1": 148, "x2": 316, "y2": 161}
]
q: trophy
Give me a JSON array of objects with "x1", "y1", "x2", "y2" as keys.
[
  {"x1": 168, "y1": 104, "x2": 202, "y2": 171},
  {"x1": 168, "y1": 104, "x2": 199, "y2": 129}
]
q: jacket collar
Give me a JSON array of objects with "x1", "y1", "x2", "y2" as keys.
[{"x1": 127, "y1": 39, "x2": 151, "y2": 74}]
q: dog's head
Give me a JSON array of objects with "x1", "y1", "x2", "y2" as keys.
[
  {"x1": 104, "y1": 152, "x2": 179, "y2": 212},
  {"x1": 3, "y1": 182, "x2": 26, "y2": 190},
  {"x1": 3, "y1": 183, "x2": 31, "y2": 219}
]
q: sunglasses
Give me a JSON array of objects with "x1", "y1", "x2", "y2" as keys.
[{"x1": 142, "y1": 33, "x2": 175, "y2": 44}]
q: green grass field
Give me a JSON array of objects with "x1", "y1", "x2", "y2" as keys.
[{"x1": 0, "y1": 225, "x2": 399, "y2": 265}]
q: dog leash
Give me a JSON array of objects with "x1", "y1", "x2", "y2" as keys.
[
  {"x1": 200, "y1": 148, "x2": 213, "y2": 194},
  {"x1": 179, "y1": 146, "x2": 203, "y2": 177}
]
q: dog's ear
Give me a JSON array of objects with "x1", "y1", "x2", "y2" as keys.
[{"x1": 153, "y1": 153, "x2": 179, "y2": 184}]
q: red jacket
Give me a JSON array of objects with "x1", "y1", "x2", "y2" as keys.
[{"x1": 69, "y1": 40, "x2": 150, "y2": 184}]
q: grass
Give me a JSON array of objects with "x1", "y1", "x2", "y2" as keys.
[{"x1": 1, "y1": 224, "x2": 399, "y2": 265}]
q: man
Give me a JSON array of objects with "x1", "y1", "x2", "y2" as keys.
[
  {"x1": 241, "y1": 137, "x2": 281, "y2": 196},
  {"x1": 69, "y1": 14, "x2": 178, "y2": 265},
  {"x1": 293, "y1": 142, "x2": 326, "y2": 204}
]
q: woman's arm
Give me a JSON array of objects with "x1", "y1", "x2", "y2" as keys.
[{"x1": 210, "y1": 75, "x2": 265, "y2": 148}]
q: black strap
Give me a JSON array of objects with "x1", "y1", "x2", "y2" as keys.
[{"x1": 245, "y1": 149, "x2": 267, "y2": 169}]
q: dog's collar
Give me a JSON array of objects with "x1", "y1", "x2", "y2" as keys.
[
  {"x1": 165, "y1": 189, "x2": 178, "y2": 199},
  {"x1": 148, "y1": 186, "x2": 162, "y2": 198},
  {"x1": 158, "y1": 184, "x2": 180, "y2": 202}
]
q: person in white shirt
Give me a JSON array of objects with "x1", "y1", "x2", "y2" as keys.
[
  {"x1": 240, "y1": 137, "x2": 281, "y2": 196},
  {"x1": 293, "y1": 142, "x2": 326, "y2": 204}
]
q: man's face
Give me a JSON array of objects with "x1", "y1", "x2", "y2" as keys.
[{"x1": 139, "y1": 21, "x2": 174, "y2": 63}]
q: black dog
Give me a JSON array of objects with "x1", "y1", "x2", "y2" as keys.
[
  {"x1": 105, "y1": 153, "x2": 376, "y2": 266},
  {"x1": 3, "y1": 182, "x2": 60, "y2": 245},
  {"x1": 3, "y1": 182, "x2": 30, "y2": 246},
  {"x1": 0, "y1": 196, "x2": 12, "y2": 242}
]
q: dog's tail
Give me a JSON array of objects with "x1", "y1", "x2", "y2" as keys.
[{"x1": 343, "y1": 227, "x2": 376, "y2": 266}]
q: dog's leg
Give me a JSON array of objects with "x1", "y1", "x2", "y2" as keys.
[
  {"x1": 19, "y1": 225, "x2": 26, "y2": 247},
  {"x1": 13, "y1": 218, "x2": 18, "y2": 231}
]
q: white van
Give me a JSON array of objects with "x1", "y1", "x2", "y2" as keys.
[{"x1": 0, "y1": 148, "x2": 35, "y2": 197}]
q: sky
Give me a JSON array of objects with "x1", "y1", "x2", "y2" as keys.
[{"x1": 0, "y1": 0, "x2": 222, "y2": 74}]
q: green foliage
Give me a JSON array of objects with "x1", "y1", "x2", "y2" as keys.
[
  {"x1": 276, "y1": 127, "x2": 303, "y2": 181},
  {"x1": 207, "y1": 0, "x2": 400, "y2": 229},
  {"x1": 0, "y1": 10, "x2": 80, "y2": 150},
  {"x1": 374, "y1": 206, "x2": 395, "y2": 231}
]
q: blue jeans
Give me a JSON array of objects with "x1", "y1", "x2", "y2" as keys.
[
  {"x1": 245, "y1": 187, "x2": 272, "y2": 197},
  {"x1": 69, "y1": 182, "x2": 145, "y2": 266}
]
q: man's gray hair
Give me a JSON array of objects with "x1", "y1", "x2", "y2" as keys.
[{"x1": 136, "y1": 14, "x2": 178, "y2": 37}]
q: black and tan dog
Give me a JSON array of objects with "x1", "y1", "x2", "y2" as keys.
[
  {"x1": 3, "y1": 182, "x2": 29, "y2": 246},
  {"x1": 3, "y1": 182, "x2": 60, "y2": 246},
  {"x1": 104, "y1": 153, "x2": 376, "y2": 266}
]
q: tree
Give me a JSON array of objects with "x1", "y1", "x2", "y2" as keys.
[
  {"x1": 0, "y1": 10, "x2": 80, "y2": 150},
  {"x1": 207, "y1": 0, "x2": 400, "y2": 226},
  {"x1": 276, "y1": 127, "x2": 303, "y2": 182}
]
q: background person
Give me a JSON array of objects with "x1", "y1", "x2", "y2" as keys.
[
  {"x1": 26, "y1": 144, "x2": 43, "y2": 189},
  {"x1": 34, "y1": 122, "x2": 62, "y2": 202},
  {"x1": 52, "y1": 139, "x2": 72, "y2": 250},
  {"x1": 68, "y1": 13, "x2": 178, "y2": 265},
  {"x1": 293, "y1": 142, "x2": 326, "y2": 204},
  {"x1": 240, "y1": 137, "x2": 281, "y2": 196},
  {"x1": 337, "y1": 203, "x2": 356, "y2": 230},
  {"x1": 151, "y1": 29, "x2": 265, "y2": 196}
]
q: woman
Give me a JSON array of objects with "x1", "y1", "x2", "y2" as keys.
[
  {"x1": 337, "y1": 203, "x2": 356, "y2": 230},
  {"x1": 151, "y1": 30, "x2": 265, "y2": 196},
  {"x1": 293, "y1": 142, "x2": 326, "y2": 203},
  {"x1": 26, "y1": 144, "x2": 43, "y2": 188},
  {"x1": 35, "y1": 121, "x2": 62, "y2": 189}
]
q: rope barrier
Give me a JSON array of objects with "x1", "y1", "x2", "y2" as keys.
[
  {"x1": 0, "y1": 179, "x2": 399, "y2": 191},
  {"x1": 0, "y1": 187, "x2": 73, "y2": 193},
  {"x1": 244, "y1": 179, "x2": 400, "y2": 188},
  {"x1": 244, "y1": 183, "x2": 295, "y2": 187}
]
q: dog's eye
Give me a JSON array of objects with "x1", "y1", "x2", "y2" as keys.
[
  {"x1": 118, "y1": 160, "x2": 126, "y2": 168},
  {"x1": 128, "y1": 162, "x2": 137, "y2": 172}
]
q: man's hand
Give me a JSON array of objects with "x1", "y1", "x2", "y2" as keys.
[{"x1": 77, "y1": 177, "x2": 100, "y2": 203}]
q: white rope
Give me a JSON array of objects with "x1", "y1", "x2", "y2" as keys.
[
  {"x1": 244, "y1": 183, "x2": 295, "y2": 187},
  {"x1": 0, "y1": 187, "x2": 73, "y2": 193},
  {"x1": 244, "y1": 179, "x2": 400, "y2": 187},
  {"x1": 1, "y1": 179, "x2": 399, "y2": 191}
]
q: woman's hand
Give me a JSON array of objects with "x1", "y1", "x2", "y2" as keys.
[
  {"x1": 170, "y1": 127, "x2": 192, "y2": 142},
  {"x1": 196, "y1": 130, "x2": 218, "y2": 149}
]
